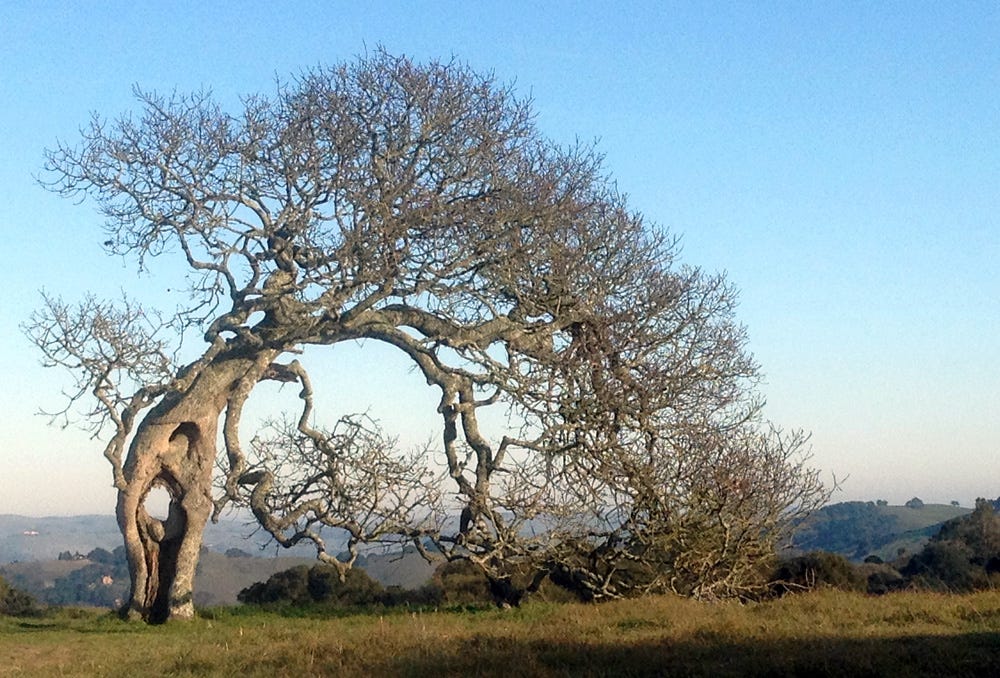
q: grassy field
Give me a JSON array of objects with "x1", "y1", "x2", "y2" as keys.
[
  {"x1": 869, "y1": 504, "x2": 972, "y2": 563},
  {"x1": 879, "y1": 503, "x2": 969, "y2": 531},
  {"x1": 2, "y1": 590, "x2": 1000, "y2": 677}
]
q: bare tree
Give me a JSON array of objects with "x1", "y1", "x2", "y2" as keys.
[
  {"x1": 26, "y1": 50, "x2": 828, "y2": 621},
  {"x1": 537, "y1": 426, "x2": 827, "y2": 601}
]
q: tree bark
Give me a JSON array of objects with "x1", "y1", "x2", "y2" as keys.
[{"x1": 115, "y1": 353, "x2": 265, "y2": 622}]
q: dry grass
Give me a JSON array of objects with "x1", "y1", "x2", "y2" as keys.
[{"x1": 2, "y1": 590, "x2": 1000, "y2": 676}]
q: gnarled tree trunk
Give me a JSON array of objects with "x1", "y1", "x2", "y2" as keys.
[{"x1": 116, "y1": 353, "x2": 266, "y2": 622}]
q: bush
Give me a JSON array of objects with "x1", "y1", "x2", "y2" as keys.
[
  {"x1": 380, "y1": 583, "x2": 445, "y2": 608},
  {"x1": 428, "y1": 558, "x2": 576, "y2": 607},
  {"x1": 933, "y1": 499, "x2": 1000, "y2": 565},
  {"x1": 238, "y1": 565, "x2": 386, "y2": 607},
  {"x1": 307, "y1": 566, "x2": 384, "y2": 606},
  {"x1": 0, "y1": 574, "x2": 38, "y2": 617},
  {"x1": 901, "y1": 541, "x2": 984, "y2": 592},
  {"x1": 769, "y1": 552, "x2": 866, "y2": 596},
  {"x1": 862, "y1": 565, "x2": 906, "y2": 595},
  {"x1": 431, "y1": 559, "x2": 494, "y2": 606},
  {"x1": 239, "y1": 565, "x2": 311, "y2": 605},
  {"x1": 897, "y1": 500, "x2": 1000, "y2": 593},
  {"x1": 867, "y1": 572, "x2": 904, "y2": 594},
  {"x1": 85, "y1": 547, "x2": 115, "y2": 565},
  {"x1": 239, "y1": 558, "x2": 575, "y2": 611}
]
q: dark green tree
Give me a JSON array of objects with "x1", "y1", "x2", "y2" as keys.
[
  {"x1": 901, "y1": 499, "x2": 1000, "y2": 592},
  {"x1": 0, "y1": 574, "x2": 39, "y2": 617},
  {"x1": 933, "y1": 499, "x2": 1000, "y2": 565},
  {"x1": 901, "y1": 541, "x2": 981, "y2": 592},
  {"x1": 238, "y1": 564, "x2": 383, "y2": 607}
]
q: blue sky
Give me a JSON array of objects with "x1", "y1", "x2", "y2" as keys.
[{"x1": 1, "y1": 2, "x2": 997, "y2": 515}]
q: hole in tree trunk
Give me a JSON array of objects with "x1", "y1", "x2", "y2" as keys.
[
  {"x1": 140, "y1": 474, "x2": 188, "y2": 624},
  {"x1": 143, "y1": 485, "x2": 171, "y2": 520}
]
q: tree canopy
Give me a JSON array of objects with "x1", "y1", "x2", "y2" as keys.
[{"x1": 27, "y1": 50, "x2": 827, "y2": 620}]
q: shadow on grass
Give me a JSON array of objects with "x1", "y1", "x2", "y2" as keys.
[
  {"x1": 386, "y1": 631, "x2": 1000, "y2": 677},
  {"x1": 199, "y1": 601, "x2": 497, "y2": 622},
  {"x1": 6, "y1": 610, "x2": 141, "y2": 635}
]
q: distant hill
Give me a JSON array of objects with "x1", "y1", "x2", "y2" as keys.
[
  {"x1": 6, "y1": 502, "x2": 979, "y2": 607},
  {"x1": 0, "y1": 551, "x2": 311, "y2": 608},
  {"x1": 0, "y1": 514, "x2": 322, "y2": 564},
  {"x1": 0, "y1": 514, "x2": 436, "y2": 608},
  {"x1": 0, "y1": 515, "x2": 121, "y2": 563},
  {"x1": 2, "y1": 546, "x2": 435, "y2": 609},
  {"x1": 791, "y1": 501, "x2": 972, "y2": 562},
  {"x1": 196, "y1": 549, "x2": 434, "y2": 606}
]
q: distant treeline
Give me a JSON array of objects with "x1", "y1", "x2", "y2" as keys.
[
  {"x1": 779, "y1": 499, "x2": 1000, "y2": 595},
  {"x1": 4, "y1": 499, "x2": 1000, "y2": 616},
  {"x1": 236, "y1": 499, "x2": 1000, "y2": 610}
]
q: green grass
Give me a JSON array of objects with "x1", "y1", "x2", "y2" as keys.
[
  {"x1": 879, "y1": 503, "x2": 969, "y2": 532},
  {"x1": 3, "y1": 591, "x2": 1000, "y2": 676}
]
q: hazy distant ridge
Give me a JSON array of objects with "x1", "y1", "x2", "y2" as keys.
[{"x1": 0, "y1": 514, "x2": 321, "y2": 563}]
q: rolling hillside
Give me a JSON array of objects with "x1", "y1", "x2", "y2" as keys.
[
  {"x1": 1, "y1": 547, "x2": 435, "y2": 608},
  {"x1": 0, "y1": 513, "x2": 320, "y2": 564},
  {"x1": 3, "y1": 500, "x2": 987, "y2": 609},
  {"x1": 1, "y1": 513, "x2": 434, "y2": 608},
  {"x1": 791, "y1": 501, "x2": 972, "y2": 562}
]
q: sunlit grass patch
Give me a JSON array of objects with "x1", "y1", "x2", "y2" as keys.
[{"x1": 2, "y1": 591, "x2": 1000, "y2": 676}]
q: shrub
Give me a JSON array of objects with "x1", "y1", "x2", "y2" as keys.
[
  {"x1": 901, "y1": 541, "x2": 984, "y2": 592},
  {"x1": 862, "y1": 565, "x2": 906, "y2": 595},
  {"x1": 0, "y1": 574, "x2": 38, "y2": 617},
  {"x1": 933, "y1": 499, "x2": 1000, "y2": 565},
  {"x1": 238, "y1": 565, "x2": 386, "y2": 607},
  {"x1": 380, "y1": 583, "x2": 445, "y2": 608},
  {"x1": 429, "y1": 558, "x2": 577, "y2": 607},
  {"x1": 239, "y1": 565, "x2": 311, "y2": 605},
  {"x1": 307, "y1": 566, "x2": 384, "y2": 606},
  {"x1": 769, "y1": 552, "x2": 866, "y2": 596},
  {"x1": 897, "y1": 500, "x2": 1000, "y2": 593},
  {"x1": 432, "y1": 559, "x2": 494, "y2": 606},
  {"x1": 85, "y1": 547, "x2": 115, "y2": 565}
]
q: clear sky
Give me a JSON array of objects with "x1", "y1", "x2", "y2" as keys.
[{"x1": 1, "y1": 2, "x2": 997, "y2": 516}]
